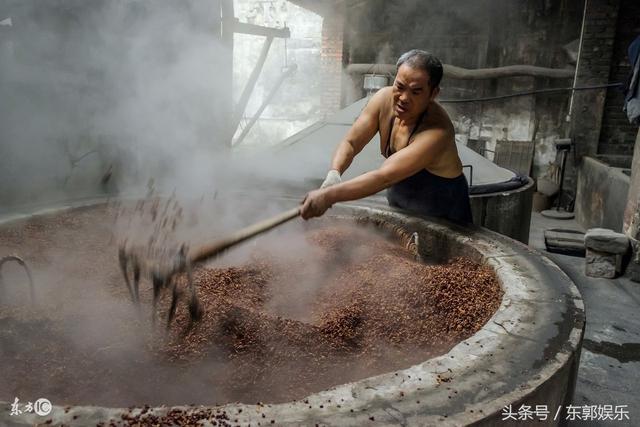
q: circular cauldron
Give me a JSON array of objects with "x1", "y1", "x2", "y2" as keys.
[{"x1": 0, "y1": 197, "x2": 583, "y2": 426}]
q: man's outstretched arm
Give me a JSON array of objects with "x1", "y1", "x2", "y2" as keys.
[
  {"x1": 322, "y1": 88, "x2": 387, "y2": 182},
  {"x1": 302, "y1": 127, "x2": 450, "y2": 219}
]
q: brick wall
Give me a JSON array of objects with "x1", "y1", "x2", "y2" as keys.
[
  {"x1": 598, "y1": 0, "x2": 640, "y2": 155},
  {"x1": 320, "y1": 11, "x2": 344, "y2": 117},
  {"x1": 570, "y1": 0, "x2": 620, "y2": 159}
]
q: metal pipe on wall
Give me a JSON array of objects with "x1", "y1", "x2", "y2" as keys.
[{"x1": 345, "y1": 63, "x2": 575, "y2": 80}]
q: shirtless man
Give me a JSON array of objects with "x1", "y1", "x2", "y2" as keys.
[{"x1": 300, "y1": 49, "x2": 472, "y2": 224}]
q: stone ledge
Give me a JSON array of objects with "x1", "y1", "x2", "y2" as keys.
[
  {"x1": 585, "y1": 228, "x2": 630, "y2": 254},
  {"x1": 586, "y1": 248, "x2": 617, "y2": 278}
]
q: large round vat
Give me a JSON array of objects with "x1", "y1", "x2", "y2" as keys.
[{"x1": 0, "y1": 197, "x2": 584, "y2": 426}]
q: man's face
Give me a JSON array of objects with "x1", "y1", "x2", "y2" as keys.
[{"x1": 392, "y1": 64, "x2": 439, "y2": 120}]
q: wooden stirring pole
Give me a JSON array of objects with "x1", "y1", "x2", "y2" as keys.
[{"x1": 188, "y1": 206, "x2": 301, "y2": 266}]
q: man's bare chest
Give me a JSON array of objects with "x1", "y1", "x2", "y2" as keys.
[{"x1": 380, "y1": 117, "x2": 419, "y2": 155}]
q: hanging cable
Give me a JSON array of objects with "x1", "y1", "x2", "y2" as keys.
[
  {"x1": 440, "y1": 82, "x2": 622, "y2": 104},
  {"x1": 283, "y1": 21, "x2": 288, "y2": 68}
]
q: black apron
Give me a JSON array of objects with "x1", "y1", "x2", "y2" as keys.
[{"x1": 382, "y1": 110, "x2": 473, "y2": 224}]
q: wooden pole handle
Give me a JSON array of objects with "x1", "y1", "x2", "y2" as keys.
[{"x1": 188, "y1": 206, "x2": 301, "y2": 265}]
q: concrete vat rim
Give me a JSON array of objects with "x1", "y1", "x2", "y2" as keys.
[{"x1": 0, "y1": 199, "x2": 584, "y2": 426}]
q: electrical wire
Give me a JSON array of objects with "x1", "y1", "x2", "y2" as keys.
[
  {"x1": 283, "y1": 23, "x2": 288, "y2": 68},
  {"x1": 439, "y1": 82, "x2": 622, "y2": 104}
]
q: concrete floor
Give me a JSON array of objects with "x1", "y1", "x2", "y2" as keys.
[{"x1": 529, "y1": 212, "x2": 640, "y2": 426}]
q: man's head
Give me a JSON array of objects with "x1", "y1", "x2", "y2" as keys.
[{"x1": 392, "y1": 49, "x2": 443, "y2": 120}]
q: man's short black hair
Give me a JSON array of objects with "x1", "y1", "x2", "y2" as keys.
[{"x1": 396, "y1": 49, "x2": 443, "y2": 88}]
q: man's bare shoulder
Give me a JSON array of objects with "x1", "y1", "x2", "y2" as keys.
[
  {"x1": 427, "y1": 101, "x2": 455, "y2": 134},
  {"x1": 413, "y1": 102, "x2": 454, "y2": 148},
  {"x1": 364, "y1": 86, "x2": 393, "y2": 112}
]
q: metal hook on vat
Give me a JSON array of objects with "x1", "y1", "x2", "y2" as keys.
[
  {"x1": 408, "y1": 232, "x2": 423, "y2": 263},
  {"x1": 0, "y1": 255, "x2": 36, "y2": 305}
]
